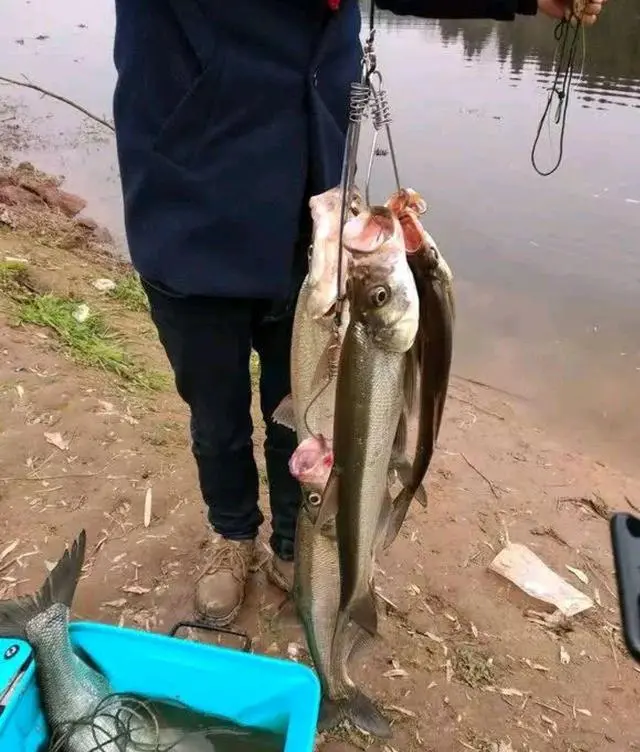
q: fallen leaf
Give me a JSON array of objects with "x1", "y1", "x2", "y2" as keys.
[
  {"x1": 523, "y1": 658, "x2": 550, "y2": 672},
  {"x1": 499, "y1": 687, "x2": 524, "y2": 697},
  {"x1": 594, "y1": 587, "x2": 602, "y2": 606},
  {"x1": 560, "y1": 645, "x2": 570, "y2": 665},
  {"x1": 144, "y1": 487, "x2": 152, "y2": 528},
  {"x1": 121, "y1": 585, "x2": 150, "y2": 595},
  {"x1": 384, "y1": 705, "x2": 416, "y2": 718},
  {"x1": 423, "y1": 631, "x2": 444, "y2": 644},
  {"x1": 103, "y1": 599, "x2": 127, "y2": 608},
  {"x1": 445, "y1": 659, "x2": 453, "y2": 683},
  {"x1": 566, "y1": 565, "x2": 589, "y2": 585},
  {"x1": 383, "y1": 668, "x2": 408, "y2": 679},
  {"x1": 15, "y1": 385, "x2": 24, "y2": 400},
  {"x1": 470, "y1": 622, "x2": 479, "y2": 638},
  {"x1": 576, "y1": 708, "x2": 592, "y2": 717},
  {"x1": 0, "y1": 540, "x2": 19, "y2": 564},
  {"x1": 44, "y1": 432, "x2": 69, "y2": 451}
]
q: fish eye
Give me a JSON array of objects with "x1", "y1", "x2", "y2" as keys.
[
  {"x1": 308, "y1": 492, "x2": 322, "y2": 506},
  {"x1": 370, "y1": 285, "x2": 389, "y2": 307}
]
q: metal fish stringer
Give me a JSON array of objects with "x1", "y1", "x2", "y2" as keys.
[
  {"x1": 333, "y1": 1, "x2": 403, "y2": 332},
  {"x1": 365, "y1": 69, "x2": 401, "y2": 206},
  {"x1": 530, "y1": 0, "x2": 587, "y2": 177}
]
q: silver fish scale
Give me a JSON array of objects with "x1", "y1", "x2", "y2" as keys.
[
  {"x1": 25, "y1": 605, "x2": 113, "y2": 734},
  {"x1": 333, "y1": 320, "x2": 406, "y2": 614},
  {"x1": 290, "y1": 276, "x2": 337, "y2": 441}
]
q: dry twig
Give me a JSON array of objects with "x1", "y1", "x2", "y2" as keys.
[
  {"x1": 0, "y1": 74, "x2": 115, "y2": 132},
  {"x1": 460, "y1": 452, "x2": 501, "y2": 499}
]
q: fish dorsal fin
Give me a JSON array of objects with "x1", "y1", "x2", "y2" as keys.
[{"x1": 272, "y1": 394, "x2": 296, "y2": 432}]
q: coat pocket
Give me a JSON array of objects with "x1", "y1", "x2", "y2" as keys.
[{"x1": 151, "y1": 0, "x2": 228, "y2": 164}]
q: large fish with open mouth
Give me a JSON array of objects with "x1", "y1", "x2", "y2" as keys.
[
  {"x1": 315, "y1": 204, "x2": 419, "y2": 638},
  {"x1": 382, "y1": 188, "x2": 455, "y2": 550}
]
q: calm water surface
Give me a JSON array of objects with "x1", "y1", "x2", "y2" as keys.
[{"x1": 1, "y1": 0, "x2": 639, "y2": 471}]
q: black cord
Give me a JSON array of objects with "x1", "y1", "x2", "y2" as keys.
[{"x1": 531, "y1": 18, "x2": 582, "y2": 177}]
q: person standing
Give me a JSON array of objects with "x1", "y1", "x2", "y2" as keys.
[{"x1": 112, "y1": 0, "x2": 607, "y2": 626}]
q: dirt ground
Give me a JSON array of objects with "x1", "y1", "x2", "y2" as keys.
[{"x1": 1, "y1": 160, "x2": 640, "y2": 752}]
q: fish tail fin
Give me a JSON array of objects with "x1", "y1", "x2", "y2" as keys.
[
  {"x1": 393, "y1": 459, "x2": 428, "y2": 510},
  {"x1": 349, "y1": 585, "x2": 378, "y2": 637},
  {"x1": 272, "y1": 394, "x2": 296, "y2": 431},
  {"x1": 318, "y1": 691, "x2": 392, "y2": 739},
  {"x1": 382, "y1": 488, "x2": 414, "y2": 551},
  {"x1": 339, "y1": 690, "x2": 392, "y2": 738},
  {"x1": 316, "y1": 698, "x2": 343, "y2": 733},
  {"x1": 0, "y1": 530, "x2": 86, "y2": 639}
]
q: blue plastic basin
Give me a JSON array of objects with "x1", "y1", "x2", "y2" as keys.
[{"x1": 0, "y1": 622, "x2": 320, "y2": 752}]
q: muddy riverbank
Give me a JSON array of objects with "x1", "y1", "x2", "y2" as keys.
[{"x1": 1, "y1": 162, "x2": 639, "y2": 751}]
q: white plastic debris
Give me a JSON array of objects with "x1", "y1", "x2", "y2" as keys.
[
  {"x1": 44, "y1": 431, "x2": 69, "y2": 451},
  {"x1": 72, "y1": 303, "x2": 90, "y2": 323},
  {"x1": 489, "y1": 542, "x2": 594, "y2": 618},
  {"x1": 93, "y1": 278, "x2": 116, "y2": 292}
]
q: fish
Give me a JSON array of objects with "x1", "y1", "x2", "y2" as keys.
[
  {"x1": 316, "y1": 204, "x2": 419, "y2": 642},
  {"x1": 0, "y1": 531, "x2": 241, "y2": 752},
  {"x1": 272, "y1": 186, "x2": 361, "y2": 441},
  {"x1": 289, "y1": 437, "x2": 390, "y2": 738},
  {"x1": 382, "y1": 188, "x2": 455, "y2": 550}
]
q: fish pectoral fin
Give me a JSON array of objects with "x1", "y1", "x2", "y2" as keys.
[
  {"x1": 392, "y1": 457, "x2": 428, "y2": 509},
  {"x1": 339, "y1": 690, "x2": 392, "y2": 739},
  {"x1": 414, "y1": 483, "x2": 428, "y2": 508},
  {"x1": 349, "y1": 586, "x2": 378, "y2": 637},
  {"x1": 0, "y1": 529, "x2": 86, "y2": 639},
  {"x1": 271, "y1": 394, "x2": 296, "y2": 431},
  {"x1": 312, "y1": 468, "x2": 339, "y2": 530},
  {"x1": 382, "y1": 487, "x2": 414, "y2": 551},
  {"x1": 403, "y1": 338, "x2": 420, "y2": 416}
]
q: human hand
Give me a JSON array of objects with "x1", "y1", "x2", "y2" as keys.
[{"x1": 537, "y1": 0, "x2": 608, "y2": 25}]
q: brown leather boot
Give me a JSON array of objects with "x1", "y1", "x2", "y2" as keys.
[
  {"x1": 195, "y1": 534, "x2": 255, "y2": 626},
  {"x1": 266, "y1": 555, "x2": 294, "y2": 593}
]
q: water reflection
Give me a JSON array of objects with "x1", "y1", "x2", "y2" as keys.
[{"x1": 371, "y1": 0, "x2": 640, "y2": 109}]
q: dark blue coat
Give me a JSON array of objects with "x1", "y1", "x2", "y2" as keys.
[{"x1": 113, "y1": 0, "x2": 536, "y2": 299}]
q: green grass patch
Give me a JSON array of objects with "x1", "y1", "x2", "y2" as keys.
[
  {"x1": 0, "y1": 260, "x2": 31, "y2": 295},
  {"x1": 17, "y1": 293, "x2": 166, "y2": 390},
  {"x1": 109, "y1": 272, "x2": 149, "y2": 312}
]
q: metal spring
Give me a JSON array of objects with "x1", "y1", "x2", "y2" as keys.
[
  {"x1": 348, "y1": 80, "x2": 370, "y2": 123},
  {"x1": 370, "y1": 84, "x2": 392, "y2": 131}
]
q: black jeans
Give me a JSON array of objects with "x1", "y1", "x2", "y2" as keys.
[{"x1": 141, "y1": 247, "x2": 307, "y2": 561}]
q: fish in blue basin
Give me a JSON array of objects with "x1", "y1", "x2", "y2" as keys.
[{"x1": 0, "y1": 530, "x2": 250, "y2": 752}]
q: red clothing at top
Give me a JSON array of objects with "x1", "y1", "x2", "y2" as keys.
[{"x1": 328, "y1": 0, "x2": 340, "y2": 8}]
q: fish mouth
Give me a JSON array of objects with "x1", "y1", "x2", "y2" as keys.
[{"x1": 343, "y1": 207, "x2": 397, "y2": 255}]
